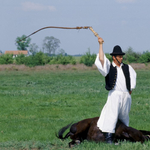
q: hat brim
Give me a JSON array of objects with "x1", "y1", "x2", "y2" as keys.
[{"x1": 110, "y1": 52, "x2": 125, "y2": 56}]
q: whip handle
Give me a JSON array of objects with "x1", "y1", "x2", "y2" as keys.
[{"x1": 89, "y1": 27, "x2": 100, "y2": 38}]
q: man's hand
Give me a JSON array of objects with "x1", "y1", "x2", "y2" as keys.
[
  {"x1": 129, "y1": 91, "x2": 132, "y2": 95},
  {"x1": 98, "y1": 37, "x2": 104, "y2": 44}
]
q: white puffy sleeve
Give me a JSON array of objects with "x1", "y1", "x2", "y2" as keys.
[
  {"x1": 129, "y1": 65, "x2": 137, "y2": 90},
  {"x1": 94, "y1": 54, "x2": 111, "y2": 77}
]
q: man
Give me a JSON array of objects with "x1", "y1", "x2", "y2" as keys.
[{"x1": 95, "y1": 37, "x2": 137, "y2": 144}]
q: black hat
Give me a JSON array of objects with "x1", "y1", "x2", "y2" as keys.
[{"x1": 110, "y1": 45, "x2": 125, "y2": 56}]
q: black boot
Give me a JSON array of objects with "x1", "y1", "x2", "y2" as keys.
[{"x1": 104, "y1": 132, "x2": 113, "y2": 144}]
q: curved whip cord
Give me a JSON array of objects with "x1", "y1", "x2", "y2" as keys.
[{"x1": 16, "y1": 26, "x2": 100, "y2": 43}]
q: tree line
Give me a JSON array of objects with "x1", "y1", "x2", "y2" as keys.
[
  {"x1": 0, "y1": 48, "x2": 150, "y2": 67},
  {"x1": 0, "y1": 35, "x2": 150, "y2": 67}
]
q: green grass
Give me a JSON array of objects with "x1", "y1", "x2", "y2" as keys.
[{"x1": 0, "y1": 69, "x2": 150, "y2": 149}]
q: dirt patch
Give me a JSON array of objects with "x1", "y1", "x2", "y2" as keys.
[
  {"x1": 0, "y1": 64, "x2": 96, "y2": 71},
  {"x1": 129, "y1": 63, "x2": 150, "y2": 70},
  {"x1": 0, "y1": 63, "x2": 149, "y2": 71}
]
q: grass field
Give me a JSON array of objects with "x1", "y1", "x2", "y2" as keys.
[{"x1": 0, "y1": 68, "x2": 150, "y2": 149}]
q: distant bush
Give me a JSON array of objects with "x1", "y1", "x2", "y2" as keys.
[
  {"x1": 14, "y1": 52, "x2": 76, "y2": 67},
  {"x1": 139, "y1": 51, "x2": 150, "y2": 63},
  {"x1": 15, "y1": 54, "x2": 26, "y2": 64},
  {"x1": 14, "y1": 51, "x2": 51, "y2": 67},
  {"x1": 0, "y1": 54, "x2": 13, "y2": 64},
  {"x1": 80, "y1": 50, "x2": 96, "y2": 66},
  {"x1": 123, "y1": 47, "x2": 141, "y2": 63},
  {"x1": 49, "y1": 55, "x2": 76, "y2": 65},
  {"x1": 23, "y1": 55, "x2": 37, "y2": 67},
  {"x1": 23, "y1": 51, "x2": 51, "y2": 67}
]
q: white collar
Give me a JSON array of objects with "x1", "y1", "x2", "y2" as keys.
[{"x1": 112, "y1": 61, "x2": 123, "y2": 68}]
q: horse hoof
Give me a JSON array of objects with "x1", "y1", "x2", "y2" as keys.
[
  {"x1": 115, "y1": 142, "x2": 120, "y2": 146},
  {"x1": 69, "y1": 144, "x2": 75, "y2": 148},
  {"x1": 75, "y1": 140, "x2": 81, "y2": 145}
]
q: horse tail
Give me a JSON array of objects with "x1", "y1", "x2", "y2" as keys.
[{"x1": 56, "y1": 123, "x2": 73, "y2": 140}]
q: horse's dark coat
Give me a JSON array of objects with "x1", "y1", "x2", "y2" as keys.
[{"x1": 56, "y1": 117, "x2": 150, "y2": 147}]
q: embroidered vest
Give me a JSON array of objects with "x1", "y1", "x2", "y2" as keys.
[{"x1": 105, "y1": 63, "x2": 131, "y2": 91}]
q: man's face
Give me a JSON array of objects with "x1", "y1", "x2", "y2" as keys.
[{"x1": 113, "y1": 55, "x2": 123, "y2": 66}]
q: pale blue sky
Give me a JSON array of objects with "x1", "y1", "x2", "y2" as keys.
[{"x1": 1, "y1": 0, "x2": 150, "y2": 55}]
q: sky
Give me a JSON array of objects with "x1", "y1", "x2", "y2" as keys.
[{"x1": 1, "y1": 0, "x2": 150, "y2": 55}]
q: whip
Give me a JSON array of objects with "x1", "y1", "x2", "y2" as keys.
[{"x1": 16, "y1": 26, "x2": 101, "y2": 43}]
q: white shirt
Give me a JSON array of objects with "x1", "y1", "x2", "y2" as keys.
[{"x1": 95, "y1": 54, "x2": 137, "y2": 92}]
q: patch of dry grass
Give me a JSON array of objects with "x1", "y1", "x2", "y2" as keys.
[{"x1": 0, "y1": 63, "x2": 150, "y2": 72}]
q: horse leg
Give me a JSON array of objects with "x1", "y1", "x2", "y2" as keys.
[
  {"x1": 139, "y1": 130, "x2": 150, "y2": 141},
  {"x1": 115, "y1": 121, "x2": 146, "y2": 143},
  {"x1": 139, "y1": 130, "x2": 150, "y2": 136}
]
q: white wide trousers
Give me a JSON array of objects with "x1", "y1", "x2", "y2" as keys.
[{"x1": 97, "y1": 90, "x2": 131, "y2": 133}]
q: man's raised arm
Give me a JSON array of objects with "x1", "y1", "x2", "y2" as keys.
[{"x1": 98, "y1": 37, "x2": 104, "y2": 67}]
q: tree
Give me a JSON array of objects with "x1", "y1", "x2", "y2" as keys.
[
  {"x1": 124, "y1": 47, "x2": 141, "y2": 63},
  {"x1": 16, "y1": 35, "x2": 31, "y2": 50},
  {"x1": 80, "y1": 48, "x2": 96, "y2": 66},
  {"x1": 139, "y1": 51, "x2": 150, "y2": 63},
  {"x1": 57, "y1": 48, "x2": 66, "y2": 55},
  {"x1": 43, "y1": 36, "x2": 60, "y2": 55},
  {"x1": 29, "y1": 43, "x2": 39, "y2": 55}
]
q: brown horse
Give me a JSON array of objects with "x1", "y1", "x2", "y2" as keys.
[{"x1": 56, "y1": 117, "x2": 150, "y2": 147}]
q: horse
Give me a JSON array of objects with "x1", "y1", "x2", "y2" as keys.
[{"x1": 56, "y1": 117, "x2": 150, "y2": 147}]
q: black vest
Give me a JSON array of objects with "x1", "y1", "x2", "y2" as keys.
[{"x1": 105, "y1": 63, "x2": 131, "y2": 91}]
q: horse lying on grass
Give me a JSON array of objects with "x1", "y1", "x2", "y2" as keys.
[{"x1": 56, "y1": 117, "x2": 150, "y2": 147}]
